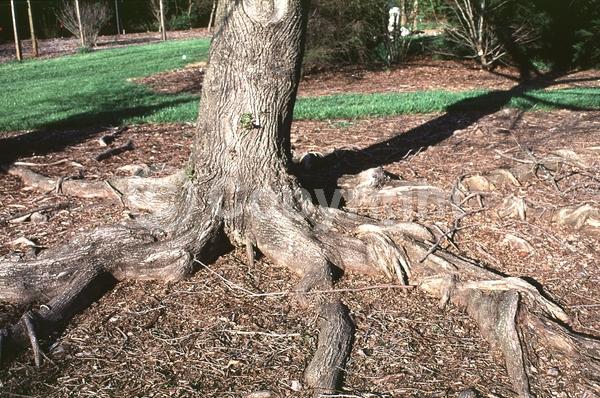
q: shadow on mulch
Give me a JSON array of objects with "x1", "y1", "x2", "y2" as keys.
[
  {"x1": 0, "y1": 97, "x2": 193, "y2": 166},
  {"x1": 321, "y1": 72, "x2": 594, "y2": 182}
]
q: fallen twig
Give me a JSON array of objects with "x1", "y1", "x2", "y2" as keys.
[
  {"x1": 0, "y1": 202, "x2": 69, "y2": 225},
  {"x1": 13, "y1": 159, "x2": 83, "y2": 168},
  {"x1": 221, "y1": 329, "x2": 301, "y2": 338},
  {"x1": 95, "y1": 139, "x2": 134, "y2": 161},
  {"x1": 104, "y1": 180, "x2": 125, "y2": 207}
]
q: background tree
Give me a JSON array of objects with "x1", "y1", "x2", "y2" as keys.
[
  {"x1": 56, "y1": 0, "x2": 112, "y2": 47},
  {"x1": 439, "y1": 0, "x2": 600, "y2": 73},
  {"x1": 518, "y1": 0, "x2": 600, "y2": 72},
  {"x1": 304, "y1": 0, "x2": 388, "y2": 71},
  {"x1": 149, "y1": 0, "x2": 168, "y2": 40},
  {"x1": 442, "y1": 0, "x2": 508, "y2": 70}
]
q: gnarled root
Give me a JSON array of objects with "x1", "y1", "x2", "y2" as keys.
[
  {"x1": 8, "y1": 166, "x2": 182, "y2": 213},
  {"x1": 304, "y1": 300, "x2": 353, "y2": 394},
  {"x1": 335, "y1": 166, "x2": 600, "y2": 397},
  {"x1": 0, "y1": 209, "x2": 223, "y2": 366},
  {"x1": 296, "y1": 265, "x2": 354, "y2": 395}
]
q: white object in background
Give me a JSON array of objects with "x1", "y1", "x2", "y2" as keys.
[{"x1": 388, "y1": 7, "x2": 400, "y2": 33}]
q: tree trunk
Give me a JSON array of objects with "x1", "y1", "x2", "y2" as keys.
[
  {"x1": 412, "y1": 0, "x2": 419, "y2": 30},
  {"x1": 159, "y1": 0, "x2": 167, "y2": 41},
  {"x1": 400, "y1": 0, "x2": 408, "y2": 27},
  {"x1": 27, "y1": 0, "x2": 38, "y2": 57},
  {"x1": 10, "y1": 0, "x2": 22, "y2": 61},
  {"x1": 186, "y1": 0, "x2": 308, "y2": 243}
]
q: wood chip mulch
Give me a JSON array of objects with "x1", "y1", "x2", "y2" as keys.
[{"x1": 1, "y1": 106, "x2": 599, "y2": 397}]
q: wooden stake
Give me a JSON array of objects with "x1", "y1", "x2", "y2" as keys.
[
  {"x1": 10, "y1": 0, "x2": 22, "y2": 61},
  {"x1": 74, "y1": 0, "x2": 85, "y2": 47},
  {"x1": 27, "y1": 0, "x2": 38, "y2": 57},
  {"x1": 159, "y1": 0, "x2": 167, "y2": 41}
]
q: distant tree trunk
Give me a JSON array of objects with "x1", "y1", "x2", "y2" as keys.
[
  {"x1": 27, "y1": 0, "x2": 38, "y2": 57},
  {"x1": 10, "y1": 0, "x2": 22, "y2": 61},
  {"x1": 187, "y1": 0, "x2": 194, "y2": 17},
  {"x1": 412, "y1": 0, "x2": 419, "y2": 30},
  {"x1": 400, "y1": 0, "x2": 408, "y2": 27},
  {"x1": 74, "y1": 0, "x2": 85, "y2": 47},
  {"x1": 115, "y1": 0, "x2": 122, "y2": 36},
  {"x1": 159, "y1": 0, "x2": 167, "y2": 40},
  {"x1": 207, "y1": 0, "x2": 217, "y2": 33}
]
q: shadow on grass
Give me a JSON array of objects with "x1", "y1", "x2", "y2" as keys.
[
  {"x1": 96, "y1": 37, "x2": 162, "y2": 48},
  {"x1": 320, "y1": 72, "x2": 596, "y2": 182},
  {"x1": 0, "y1": 96, "x2": 194, "y2": 166}
]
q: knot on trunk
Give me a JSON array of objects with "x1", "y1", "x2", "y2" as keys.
[{"x1": 242, "y1": 0, "x2": 289, "y2": 25}]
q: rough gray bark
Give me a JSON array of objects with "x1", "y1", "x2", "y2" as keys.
[{"x1": 1, "y1": 1, "x2": 599, "y2": 396}]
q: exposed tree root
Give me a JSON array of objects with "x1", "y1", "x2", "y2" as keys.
[
  {"x1": 454, "y1": 147, "x2": 600, "y2": 233},
  {"x1": 338, "y1": 167, "x2": 447, "y2": 212},
  {"x1": 8, "y1": 166, "x2": 181, "y2": 213},
  {"x1": 304, "y1": 300, "x2": 353, "y2": 394},
  {"x1": 0, "y1": 195, "x2": 223, "y2": 366},
  {"x1": 2, "y1": 158, "x2": 599, "y2": 397},
  {"x1": 336, "y1": 164, "x2": 600, "y2": 397}
]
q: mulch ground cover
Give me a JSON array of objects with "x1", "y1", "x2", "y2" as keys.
[{"x1": 0, "y1": 61, "x2": 599, "y2": 397}]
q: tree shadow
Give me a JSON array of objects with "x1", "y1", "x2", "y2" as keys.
[
  {"x1": 97, "y1": 37, "x2": 161, "y2": 48},
  {"x1": 319, "y1": 71, "x2": 595, "y2": 183},
  {"x1": 0, "y1": 96, "x2": 194, "y2": 166}
]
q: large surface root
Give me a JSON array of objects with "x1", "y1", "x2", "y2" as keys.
[
  {"x1": 0, "y1": 202, "x2": 223, "y2": 367},
  {"x1": 332, "y1": 163, "x2": 600, "y2": 397},
  {"x1": 8, "y1": 166, "x2": 182, "y2": 213}
]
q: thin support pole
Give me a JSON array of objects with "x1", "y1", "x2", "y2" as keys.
[
  {"x1": 115, "y1": 0, "x2": 122, "y2": 36},
  {"x1": 10, "y1": 0, "x2": 22, "y2": 61},
  {"x1": 159, "y1": 0, "x2": 167, "y2": 41},
  {"x1": 27, "y1": 0, "x2": 39, "y2": 57},
  {"x1": 74, "y1": 0, "x2": 85, "y2": 47}
]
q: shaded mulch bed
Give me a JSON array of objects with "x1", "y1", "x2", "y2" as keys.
[
  {"x1": 1, "y1": 108, "x2": 598, "y2": 397},
  {"x1": 134, "y1": 59, "x2": 600, "y2": 97}
]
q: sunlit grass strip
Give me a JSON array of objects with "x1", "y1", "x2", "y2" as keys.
[
  {"x1": 293, "y1": 88, "x2": 600, "y2": 120},
  {"x1": 140, "y1": 87, "x2": 600, "y2": 125}
]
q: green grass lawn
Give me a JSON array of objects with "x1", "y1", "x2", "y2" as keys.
[
  {"x1": 0, "y1": 39, "x2": 209, "y2": 131},
  {"x1": 0, "y1": 38, "x2": 599, "y2": 132}
]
